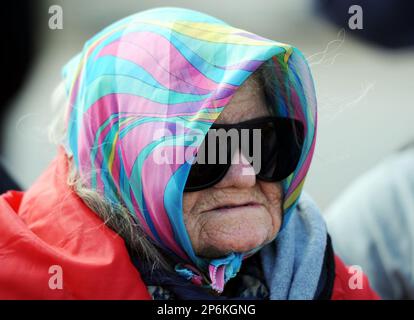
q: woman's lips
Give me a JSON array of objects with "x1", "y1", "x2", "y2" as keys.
[{"x1": 204, "y1": 202, "x2": 263, "y2": 213}]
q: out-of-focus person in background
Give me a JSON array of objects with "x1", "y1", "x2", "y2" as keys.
[
  {"x1": 319, "y1": 0, "x2": 414, "y2": 300},
  {"x1": 0, "y1": 1, "x2": 34, "y2": 193},
  {"x1": 0, "y1": 7, "x2": 378, "y2": 300},
  {"x1": 326, "y1": 146, "x2": 414, "y2": 299}
]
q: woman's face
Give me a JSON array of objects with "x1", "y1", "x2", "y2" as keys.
[{"x1": 182, "y1": 75, "x2": 284, "y2": 258}]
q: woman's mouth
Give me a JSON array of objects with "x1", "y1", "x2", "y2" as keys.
[{"x1": 206, "y1": 202, "x2": 263, "y2": 213}]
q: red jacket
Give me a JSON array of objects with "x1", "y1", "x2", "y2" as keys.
[{"x1": 0, "y1": 150, "x2": 379, "y2": 300}]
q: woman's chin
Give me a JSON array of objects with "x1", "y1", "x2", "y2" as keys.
[{"x1": 196, "y1": 212, "x2": 278, "y2": 258}]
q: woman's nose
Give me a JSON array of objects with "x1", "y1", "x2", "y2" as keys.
[{"x1": 213, "y1": 150, "x2": 256, "y2": 189}]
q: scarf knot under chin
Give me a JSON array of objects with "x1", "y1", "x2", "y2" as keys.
[{"x1": 175, "y1": 252, "x2": 245, "y2": 293}]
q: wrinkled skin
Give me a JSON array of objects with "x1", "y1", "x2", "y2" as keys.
[{"x1": 183, "y1": 75, "x2": 284, "y2": 258}]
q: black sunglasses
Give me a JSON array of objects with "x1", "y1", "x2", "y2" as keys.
[{"x1": 184, "y1": 116, "x2": 304, "y2": 192}]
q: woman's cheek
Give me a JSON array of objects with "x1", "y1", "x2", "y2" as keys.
[{"x1": 259, "y1": 181, "x2": 284, "y2": 232}]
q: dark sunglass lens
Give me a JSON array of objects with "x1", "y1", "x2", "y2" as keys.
[
  {"x1": 257, "y1": 122, "x2": 278, "y2": 179},
  {"x1": 184, "y1": 135, "x2": 230, "y2": 192},
  {"x1": 184, "y1": 163, "x2": 229, "y2": 191},
  {"x1": 184, "y1": 117, "x2": 305, "y2": 191},
  {"x1": 258, "y1": 119, "x2": 304, "y2": 181}
]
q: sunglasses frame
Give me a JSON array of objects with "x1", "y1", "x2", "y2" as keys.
[{"x1": 183, "y1": 116, "x2": 305, "y2": 192}]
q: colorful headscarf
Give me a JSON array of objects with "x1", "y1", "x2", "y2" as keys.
[{"x1": 62, "y1": 7, "x2": 317, "y2": 293}]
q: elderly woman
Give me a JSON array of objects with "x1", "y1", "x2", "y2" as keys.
[{"x1": 0, "y1": 7, "x2": 378, "y2": 300}]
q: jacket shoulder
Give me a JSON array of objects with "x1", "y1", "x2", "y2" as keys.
[{"x1": 0, "y1": 153, "x2": 151, "y2": 300}]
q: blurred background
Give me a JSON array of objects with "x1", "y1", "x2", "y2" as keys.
[{"x1": 1, "y1": 0, "x2": 413, "y2": 210}]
